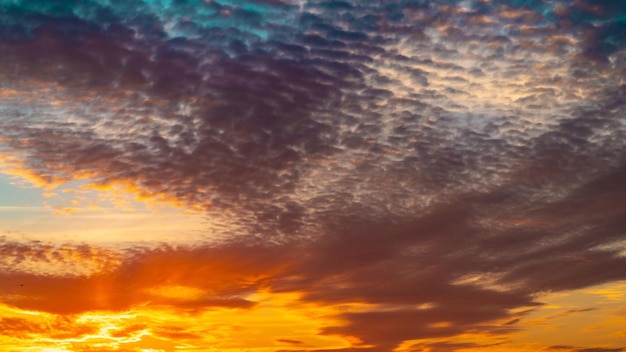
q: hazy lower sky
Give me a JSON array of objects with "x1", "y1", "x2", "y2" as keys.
[{"x1": 1, "y1": 0, "x2": 626, "y2": 351}]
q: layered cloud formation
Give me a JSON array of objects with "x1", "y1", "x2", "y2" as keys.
[{"x1": 1, "y1": 0, "x2": 626, "y2": 351}]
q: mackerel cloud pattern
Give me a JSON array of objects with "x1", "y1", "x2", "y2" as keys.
[
  {"x1": 2, "y1": 0, "x2": 625, "y2": 238},
  {"x1": 1, "y1": 1, "x2": 626, "y2": 349}
]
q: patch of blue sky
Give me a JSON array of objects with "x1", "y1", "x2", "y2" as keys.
[
  {"x1": 215, "y1": 0, "x2": 284, "y2": 14},
  {"x1": 2, "y1": 0, "x2": 299, "y2": 46},
  {"x1": 0, "y1": 173, "x2": 43, "y2": 207},
  {"x1": 140, "y1": 0, "x2": 295, "y2": 42}
]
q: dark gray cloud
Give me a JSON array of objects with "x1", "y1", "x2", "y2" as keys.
[{"x1": 546, "y1": 347, "x2": 626, "y2": 352}]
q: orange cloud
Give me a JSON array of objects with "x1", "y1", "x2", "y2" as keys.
[
  {"x1": 0, "y1": 229, "x2": 626, "y2": 352},
  {"x1": 0, "y1": 2, "x2": 625, "y2": 349}
]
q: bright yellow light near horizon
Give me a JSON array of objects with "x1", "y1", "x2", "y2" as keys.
[
  {"x1": 390, "y1": 280, "x2": 626, "y2": 352},
  {"x1": 146, "y1": 285, "x2": 205, "y2": 300},
  {"x1": 0, "y1": 303, "x2": 44, "y2": 317},
  {"x1": 511, "y1": 280, "x2": 626, "y2": 348},
  {"x1": 177, "y1": 290, "x2": 371, "y2": 351},
  {"x1": 584, "y1": 281, "x2": 626, "y2": 302},
  {"x1": 2, "y1": 283, "x2": 625, "y2": 351},
  {"x1": 0, "y1": 290, "x2": 364, "y2": 352}
]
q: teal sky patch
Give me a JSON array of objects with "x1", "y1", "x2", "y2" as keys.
[{"x1": 0, "y1": 173, "x2": 43, "y2": 207}]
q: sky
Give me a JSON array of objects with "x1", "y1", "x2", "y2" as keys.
[{"x1": 0, "y1": 0, "x2": 625, "y2": 351}]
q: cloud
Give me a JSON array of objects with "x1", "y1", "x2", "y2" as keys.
[
  {"x1": 0, "y1": 201, "x2": 624, "y2": 349},
  {"x1": 0, "y1": 236, "x2": 122, "y2": 276},
  {"x1": 0, "y1": 0, "x2": 625, "y2": 351},
  {"x1": 0, "y1": 315, "x2": 98, "y2": 340},
  {"x1": 277, "y1": 338, "x2": 304, "y2": 345},
  {"x1": 0, "y1": 240, "x2": 288, "y2": 314},
  {"x1": 546, "y1": 346, "x2": 626, "y2": 352},
  {"x1": 406, "y1": 341, "x2": 502, "y2": 352},
  {"x1": 1, "y1": 178, "x2": 624, "y2": 347}
]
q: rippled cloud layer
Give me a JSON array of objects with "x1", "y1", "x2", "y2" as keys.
[{"x1": 1, "y1": 0, "x2": 625, "y2": 351}]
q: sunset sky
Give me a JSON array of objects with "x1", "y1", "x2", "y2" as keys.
[{"x1": 1, "y1": 0, "x2": 626, "y2": 351}]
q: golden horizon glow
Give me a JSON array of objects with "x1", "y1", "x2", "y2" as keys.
[
  {"x1": 2, "y1": 164, "x2": 626, "y2": 351},
  {"x1": 0, "y1": 290, "x2": 362, "y2": 352},
  {"x1": 2, "y1": 281, "x2": 626, "y2": 351}
]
